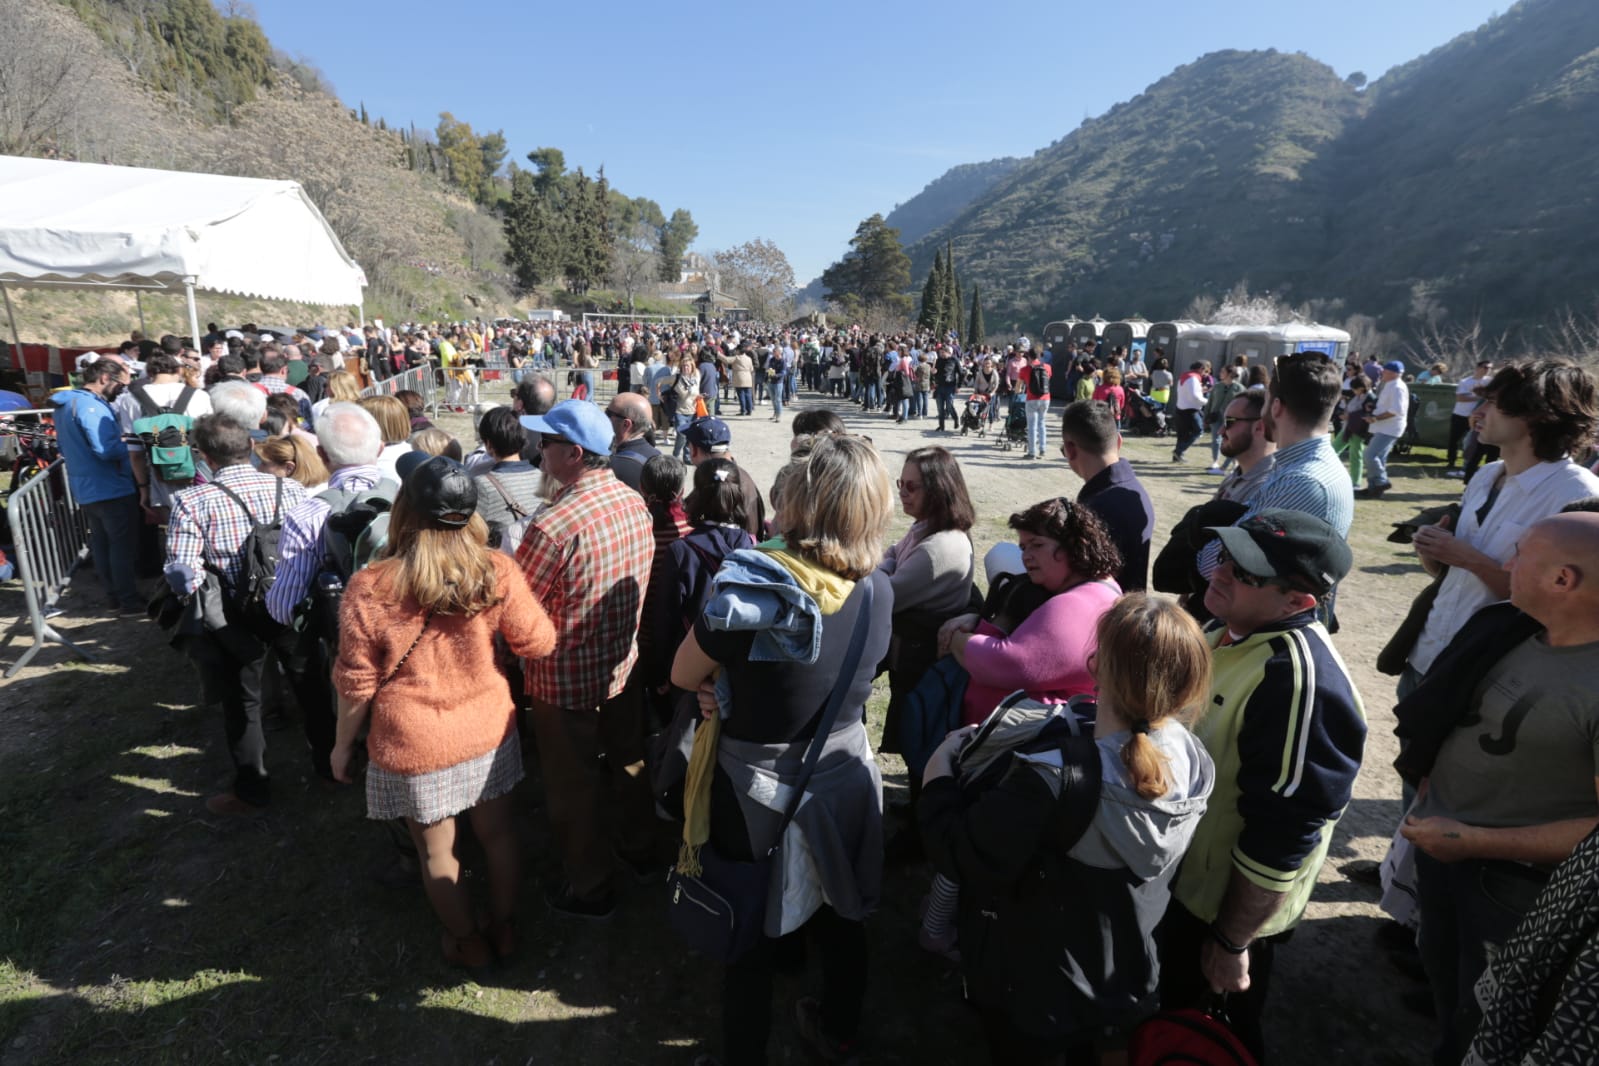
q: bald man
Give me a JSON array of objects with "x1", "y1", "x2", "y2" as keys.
[
  {"x1": 605, "y1": 390, "x2": 661, "y2": 494},
  {"x1": 1395, "y1": 510, "x2": 1599, "y2": 1065}
]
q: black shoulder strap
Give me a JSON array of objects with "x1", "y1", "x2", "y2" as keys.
[
  {"x1": 1048, "y1": 730, "x2": 1103, "y2": 855},
  {"x1": 771, "y1": 579, "x2": 876, "y2": 845},
  {"x1": 208, "y1": 479, "x2": 260, "y2": 528},
  {"x1": 131, "y1": 383, "x2": 162, "y2": 419},
  {"x1": 174, "y1": 384, "x2": 197, "y2": 415}
]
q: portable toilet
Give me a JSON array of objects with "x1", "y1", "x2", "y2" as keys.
[
  {"x1": 1042, "y1": 319, "x2": 1079, "y2": 362},
  {"x1": 1227, "y1": 323, "x2": 1353, "y2": 369},
  {"x1": 1043, "y1": 320, "x2": 1078, "y2": 401},
  {"x1": 1101, "y1": 319, "x2": 1150, "y2": 355},
  {"x1": 1171, "y1": 325, "x2": 1249, "y2": 370},
  {"x1": 1146, "y1": 320, "x2": 1200, "y2": 360},
  {"x1": 1069, "y1": 317, "x2": 1106, "y2": 352}
]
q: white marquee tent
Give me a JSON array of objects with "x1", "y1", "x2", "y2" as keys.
[{"x1": 0, "y1": 155, "x2": 367, "y2": 362}]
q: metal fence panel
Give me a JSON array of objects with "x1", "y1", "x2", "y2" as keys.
[{"x1": 2, "y1": 458, "x2": 97, "y2": 676}]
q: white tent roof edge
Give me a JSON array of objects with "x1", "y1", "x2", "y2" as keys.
[{"x1": 0, "y1": 156, "x2": 367, "y2": 308}]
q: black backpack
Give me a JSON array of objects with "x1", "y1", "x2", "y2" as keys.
[{"x1": 205, "y1": 477, "x2": 288, "y2": 641}]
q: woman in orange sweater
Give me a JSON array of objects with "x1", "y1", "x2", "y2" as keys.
[{"x1": 332, "y1": 456, "x2": 556, "y2": 968}]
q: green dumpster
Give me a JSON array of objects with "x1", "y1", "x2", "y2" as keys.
[{"x1": 1410, "y1": 383, "x2": 1456, "y2": 449}]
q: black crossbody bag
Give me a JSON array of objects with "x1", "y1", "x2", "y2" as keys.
[{"x1": 667, "y1": 581, "x2": 874, "y2": 963}]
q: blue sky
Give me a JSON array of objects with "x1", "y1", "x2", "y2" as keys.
[{"x1": 251, "y1": 0, "x2": 1510, "y2": 283}]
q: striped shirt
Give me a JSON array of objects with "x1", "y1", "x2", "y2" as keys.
[
  {"x1": 1174, "y1": 613, "x2": 1366, "y2": 936},
  {"x1": 517, "y1": 468, "x2": 654, "y2": 708},
  {"x1": 267, "y1": 464, "x2": 385, "y2": 623},
  {"x1": 167, "y1": 465, "x2": 307, "y2": 595},
  {"x1": 1198, "y1": 435, "x2": 1353, "y2": 577}
]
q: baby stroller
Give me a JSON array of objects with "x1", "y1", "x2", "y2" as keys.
[
  {"x1": 999, "y1": 396, "x2": 1027, "y2": 451},
  {"x1": 961, "y1": 392, "x2": 991, "y2": 437},
  {"x1": 1124, "y1": 390, "x2": 1168, "y2": 437}
]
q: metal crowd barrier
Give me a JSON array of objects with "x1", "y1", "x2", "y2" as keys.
[
  {"x1": 2, "y1": 458, "x2": 96, "y2": 677},
  {"x1": 360, "y1": 364, "x2": 440, "y2": 419}
]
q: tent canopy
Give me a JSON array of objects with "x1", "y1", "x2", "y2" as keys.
[{"x1": 0, "y1": 156, "x2": 367, "y2": 307}]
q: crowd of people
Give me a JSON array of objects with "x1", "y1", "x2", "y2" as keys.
[{"x1": 22, "y1": 314, "x2": 1599, "y2": 1066}]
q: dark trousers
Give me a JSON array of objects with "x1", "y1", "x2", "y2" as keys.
[
  {"x1": 1415, "y1": 853, "x2": 1548, "y2": 1066},
  {"x1": 1157, "y1": 901, "x2": 1285, "y2": 1065},
  {"x1": 1172, "y1": 409, "x2": 1205, "y2": 459},
  {"x1": 723, "y1": 906, "x2": 867, "y2": 1066},
  {"x1": 278, "y1": 632, "x2": 337, "y2": 781},
  {"x1": 935, "y1": 385, "x2": 958, "y2": 429},
  {"x1": 1446, "y1": 413, "x2": 1471, "y2": 468},
  {"x1": 185, "y1": 629, "x2": 270, "y2": 805},
  {"x1": 737, "y1": 387, "x2": 753, "y2": 415},
  {"x1": 1463, "y1": 436, "x2": 1501, "y2": 483},
  {"x1": 82, "y1": 493, "x2": 143, "y2": 609},
  {"x1": 530, "y1": 680, "x2": 657, "y2": 898}
]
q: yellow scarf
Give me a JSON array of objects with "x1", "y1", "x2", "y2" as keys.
[{"x1": 675, "y1": 550, "x2": 856, "y2": 876}]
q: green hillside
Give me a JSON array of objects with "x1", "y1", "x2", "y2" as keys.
[{"x1": 885, "y1": 157, "x2": 1022, "y2": 246}]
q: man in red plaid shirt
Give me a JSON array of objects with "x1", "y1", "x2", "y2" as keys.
[
  {"x1": 517, "y1": 399, "x2": 657, "y2": 918},
  {"x1": 165, "y1": 415, "x2": 307, "y2": 816}
]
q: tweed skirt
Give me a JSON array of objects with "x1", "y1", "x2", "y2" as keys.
[{"x1": 365, "y1": 734, "x2": 523, "y2": 825}]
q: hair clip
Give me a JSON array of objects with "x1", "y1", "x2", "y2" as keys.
[{"x1": 713, "y1": 468, "x2": 731, "y2": 483}]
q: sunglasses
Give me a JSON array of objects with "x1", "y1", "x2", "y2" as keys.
[
  {"x1": 1217, "y1": 547, "x2": 1280, "y2": 590},
  {"x1": 1223, "y1": 416, "x2": 1260, "y2": 428}
]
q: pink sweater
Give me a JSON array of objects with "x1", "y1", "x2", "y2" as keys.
[{"x1": 960, "y1": 579, "x2": 1120, "y2": 726}]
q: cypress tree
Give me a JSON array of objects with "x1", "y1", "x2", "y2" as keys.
[
  {"x1": 919, "y1": 251, "x2": 947, "y2": 333},
  {"x1": 967, "y1": 285, "x2": 986, "y2": 348},
  {"x1": 943, "y1": 242, "x2": 963, "y2": 340}
]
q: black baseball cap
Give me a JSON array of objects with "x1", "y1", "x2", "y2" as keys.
[
  {"x1": 402, "y1": 455, "x2": 477, "y2": 529},
  {"x1": 1208, "y1": 509, "x2": 1352, "y2": 595}
]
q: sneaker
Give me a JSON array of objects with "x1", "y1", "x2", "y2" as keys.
[
  {"x1": 1444, "y1": 469, "x2": 1466, "y2": 479},
  {"x1": 1021, "y1": 452, "x2": 1036, "y2": 460},
  {"x1": 544, "y1": 882, "x2": 615, "y2": 920},
  {"x1": 1205, "y1": 465, "x2": 1224, "y2": 474},
  {"x1": 794, "y1": 996, "x2": 861, "y2": 1064}
]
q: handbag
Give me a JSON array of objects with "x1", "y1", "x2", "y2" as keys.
[{"x1": 667, "y1": 581, "x2": 875, "y2": 963}]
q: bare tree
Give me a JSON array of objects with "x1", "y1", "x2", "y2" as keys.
[
  {"x1": 609, "y1": 222, "x2": 659, "y2": 314},
  {"x1": 0, "y1": 0, "x2": 100, "y2": 157},
  {"x1": 712, "y1": 238, "x2": 796, "y2": 323},
  {"x1": 1544, "y1": 303, "x2": 1599, "y2": 368},
  {"x1": 1406, "y1": 314, "x2": 1508, "y2": 376}
]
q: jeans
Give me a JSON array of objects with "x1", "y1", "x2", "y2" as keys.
[
  {"x1": 673, "y1": 413, "x2": 694, "y2": 458},
  {"x1": 1025, "y1": 398, "x2": 1050, "y2": 455},
  {"x1": 864, "y1": 379, "x2": 883, "y2": 410},
  {"x1": 186, "y1": 629, "x2": 270, "y2": 805},
  {"x1": 736, "y1": 387, "x2": 753, "y2": 415},
  {"x1": 913, "y1": 391, "x2": 928, "y2": 419},
  {"x1": 83, "y1": 493, "x2": 143, "y2": 609},
  {"x1": 935, "y1": 386, "x2": 958, "y2": 429},
  {"x1": 769, "y1": 384, "x2": 784, "y2": 420},
  {"x1": 1415, "y1": 853, "x2": 1549, "y2": 1066},
  {"x1": 1172, "y1": 409, "x2": 1204, "y2": 459},
  {"x1": 1365, "y1": 431, "x2": 1400, "y2": 488},
  {"x1": 722, "y1": 907, "x2": 867, "y2": 1066}
]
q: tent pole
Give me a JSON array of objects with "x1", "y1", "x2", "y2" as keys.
[
  {"x1": 183, "y1": 278, "x2": 201, "y2": 351},
  {"x1": 2, "y1": 283, "x2": 22, "y2": 372},
  {"x1": 358, "y1": 302, "x2": 365, "y2": 328},
  {"x1": 135, "y1": 291, "x2": 147, "y2": 336}
]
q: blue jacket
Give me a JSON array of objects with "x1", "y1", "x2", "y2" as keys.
[
  {"x1": 52, "y1": 390, "x2": 133, "y2": 505},
  {"x1": 701, "y1": 548, "x2": 824, "y2": 665}
]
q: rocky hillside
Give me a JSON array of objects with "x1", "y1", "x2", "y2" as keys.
[
  {"x1": 884, "y1": 157, "x2": 1022, "y2": 246},
  {"x1": 894, "y1": 0, "x2": 1599, "y2": 344},
  {"x1": 2, "y1": 0, "x2": 523, "y2": 345}
]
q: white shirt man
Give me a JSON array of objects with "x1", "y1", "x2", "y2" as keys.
[{"x1": 1356, "y1": 362, "x2": 1409, "y2": 496}]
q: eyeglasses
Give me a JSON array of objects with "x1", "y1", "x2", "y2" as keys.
[
  {"x1": 1223, "y1": 416, "x2": 1260, "y2": 428},
  {"x1": 1217, "y1": 547, "x2": 1279, "y2": 589},
  {"x1": 603, "y1": 409, "x2": 628, "y2": 421},
  {"x1": 895, "y1": 479, "x2": 922, "y2": 493}
]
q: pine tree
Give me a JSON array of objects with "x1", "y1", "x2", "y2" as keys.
[
  {"x1": 359, "y1": 101, "x2": 369, "y2": 125},
  {"x1": 919, "y1": 250, "x2": 947, "y2": 333},
  {"x1": 967, "y1": 285, "x2": 986, "y2": 348}
]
